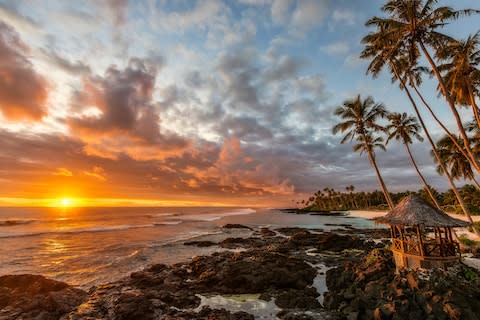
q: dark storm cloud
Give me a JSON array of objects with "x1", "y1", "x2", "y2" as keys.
[
  {"x1": 69, "y1": 57, "x2": 186, "y2": 148},
  {"x1": 0, "y1": 21, "x2": 48, "y2": 120}
]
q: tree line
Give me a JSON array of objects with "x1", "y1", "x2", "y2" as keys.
[
  {"x1": 300, "y1": 184, "x2": 480, "y2": 215},
  {"x1": 311, "y1": 0, "x2": 480, "y2": 234}
]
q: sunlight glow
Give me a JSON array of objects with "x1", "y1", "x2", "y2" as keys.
[{"x1": 61, "y1": 198, "x2": 71, "y2": 207}]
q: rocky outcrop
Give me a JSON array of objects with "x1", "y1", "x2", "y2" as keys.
[
  {"x1": 0, "y1": 274, "x2": 87, "y2": 320},
  {"x1": 0, "y1": 227, "x2": 390, "y2": 320},
  {"x1": 63, "y1": 248, "x2": 321, "y2": 319},
  {"x1": 324, "y1": 248, "x2": 480, "y2": 320}
]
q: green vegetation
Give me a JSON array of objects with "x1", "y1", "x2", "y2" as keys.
[
  {"x1": 300, "y1": 185, "x2": 480, "y2": 215},
  {"x1": 458, "y1": 236, "x2": 477, "y2": 247},
  {"x1": 462, "y1": 266, "x2": 479, "y2": 282}
]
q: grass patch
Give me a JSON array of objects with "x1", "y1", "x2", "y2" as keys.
[{"x1": 459, "y1": 236, "x2": 479, "y2": 247}]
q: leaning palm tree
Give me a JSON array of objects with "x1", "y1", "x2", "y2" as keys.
[
  {"x1": 361, "y1": 16, "x2": 480, "y2": 235},
  {"x1": 332, "y1": 95, "x2": 394, "y2": 209},
  {"x1": 433, "y1": 135, "x2": 480, "y2": 189},
  {"x1": 366, "y1": 0, "x2": 480, "y2": 171},
  {"x1": 386, "y1": 112, "x2": 441, "y2": 207},
  {"x1": 437, "y1": 32, "x2": 480, "y2": 129}
]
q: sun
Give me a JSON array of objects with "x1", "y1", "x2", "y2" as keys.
[{"x1": 60, "y1": 198, "x2": 72, "y2": 207}]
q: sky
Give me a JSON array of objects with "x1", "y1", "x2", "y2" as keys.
[{"x1": 0, "y1": 0, "x2": 479, "y2": 207}]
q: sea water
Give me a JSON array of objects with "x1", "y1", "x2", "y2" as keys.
[{"x1": 0, "y1": 207, "x2": 376, "y2": 289}]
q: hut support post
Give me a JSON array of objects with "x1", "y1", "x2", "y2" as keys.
[{"x1": 416, "y1": 226, "x2": 424, "y2": 256}]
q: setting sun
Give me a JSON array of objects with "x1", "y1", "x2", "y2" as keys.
[{"x1": 61, "y1": 198, "x2": 71, "y2": 207}]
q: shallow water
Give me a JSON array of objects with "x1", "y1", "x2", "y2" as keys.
[{"x1": 0, "y1": 207, "x2": 377, "y2": 288}]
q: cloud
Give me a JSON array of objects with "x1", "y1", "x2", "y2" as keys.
[
  {"x1": 68, "y1": 57, "x2": 187, "y2": 151},
  {"x1": 0, "y1": 3, "x2": 39, "y2": 34},
  {"x1": 0, "y1": 22, "x2": 48, "y2": 121},
  {"x1": 263, "y1": 55, "x2": 304, "y2": 81},
  {"x1": 83, "y1": 166, "x2": 106, "y2": 181},
  {"x1": 152, "y1": 0, "x2": 223, "y2": 32},
  {"x1": 331, "y1": 9, "x2": 356, "y2": 26},
  {"x1": 40, "y1": 48, "x2": 91, "y2": 75},
  {"x1": 291, "y1": 0, "x2": 329, "y2": 30},
  {"x1": 52, "y1": 167, "x2": 73, "y2": 176},
  {"x1": 321, "y1": 41, "x2": 350, "y2": 56},
  {"x1": 271, "y1": 0, "x2": 292, "y2": 25}
]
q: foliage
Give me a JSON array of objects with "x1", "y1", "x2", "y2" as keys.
[
  {"x1": 462, "y1": 266, "x2": 478, "y2": 282},
  {"x1": 458, "y1": 236, "x2": 478, "y2": 247},
  {"x1": 300, "y1": 184, "x2": 480, "y2": 214}
]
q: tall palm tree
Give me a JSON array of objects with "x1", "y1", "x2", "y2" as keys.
[
  {"x1": 438, "y1": 32, "x2": 480, "y2": 129},
  {"x1": 386, "y1": 112, "x2": 441, "y2": 207},
  {"x1": 366, "y1": 0, "x2": 480, "y2": 171},
  {"x1": 393, "y1": 56, "x2": 476, "y2": 169},
  {"x1": 361, "y1": 15, "x2": 480, "y2": 235},
  {"x1": 332, "y1": 95, "x2": 394, "y2": 209},
  {"x1": 433, "y1": 135, "x2": 480, "y2": 189}
]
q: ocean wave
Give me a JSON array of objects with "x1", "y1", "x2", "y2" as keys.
[
  {"x1": 0, "y1": 219, "x2": 36, "y2": 227},
  {"x1": 175, "y1": 208, "x2": 256, "y2": 222},
  {"x1": 0, "y1": 223, "x2": 158, "y2": 239},
  {"x1": 154, "y1": 220, "x2": 183, "y2": 225}
]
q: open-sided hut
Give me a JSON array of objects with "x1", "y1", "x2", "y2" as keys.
[{"x1": 374, "y1": 195, "x2": 470, "y2": 270}]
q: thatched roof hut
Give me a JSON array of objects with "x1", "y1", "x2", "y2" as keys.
[
  {"x1": 374, "y1": 195, "x2": 470, "y2": 270},
  {"x1": 374, "y1": 195, "x2": 469, "y2": 228}
]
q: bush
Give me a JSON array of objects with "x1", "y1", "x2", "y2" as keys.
[{"x1": 462, "y1": 267, "x2": 478, "y2": 281}]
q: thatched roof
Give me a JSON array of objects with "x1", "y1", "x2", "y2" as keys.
[{"x1": 373, "y1": 195, "x2": 470, "y2": 227}]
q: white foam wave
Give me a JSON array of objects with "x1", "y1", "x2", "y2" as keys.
[
  {"x1": 175, "y1": 208, "x2": 256, "y2": 222},
  {"x1": 0, "y1": 223, "x2": 157, "y2": 239}
]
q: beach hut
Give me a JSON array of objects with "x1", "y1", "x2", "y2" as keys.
[{"x1": 374, "y1": 195, "x2": 470, "y2": 270}]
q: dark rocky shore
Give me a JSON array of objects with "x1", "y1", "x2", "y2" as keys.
[{"x1": 1, "y1": 224, "x2": 479, "y2": 320}]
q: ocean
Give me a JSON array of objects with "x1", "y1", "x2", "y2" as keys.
[{"x1": 0, "y1": 207, "x2": 376, "y2": 289}]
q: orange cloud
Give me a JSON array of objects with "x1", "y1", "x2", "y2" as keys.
[
  {"x1": 83, "y1": 166, "x2": 107, "y2": 181},
  {"x1": 52, "y1": 167, "x2": 73, "y2": 177},
  {"x1": 0, "y1": 22, "x2": 48, "y2": 121}
]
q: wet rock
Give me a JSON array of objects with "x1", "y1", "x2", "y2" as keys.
[
  {"x1": 0, "y1": 274, "x2": 87, "y2": 320},
  {"x1": 255, "y1": 227, "x2": 276, "y2": 237},
  {"x1": 222, "y1": 224, "x2": 253, "y2": 231},
  {"x1": 219, "y1": 237, "x2": 265, "y2": 249},
  {"x1": 184, "y1": 240, "x2": 217, "y2": 247},
  {"x1": 274, "y1": 288, "x2": 321, "y2": 309}
]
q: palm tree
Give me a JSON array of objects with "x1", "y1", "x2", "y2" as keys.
[
  {"x1": 438, "y1": 32, "x2": 480, "y2": 129},
  {"x1": 361, "y1": 11, "x2": 480, "y2": 235},
  {"x1": 433, "y1": 135, "x2": 480, "y2": 189},
  {"x1": 366, "y1": 0, "x2": 480, "y2": 171},
  {"x1": 332, "y1": 95, "x2": 394, "y2": 209},
  {"x1": 386, "y1": 112, "x2": 441, "y2": 207}
]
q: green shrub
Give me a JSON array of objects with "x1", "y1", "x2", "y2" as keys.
[
  {"x1": 458, "y1": 236, "x2": 477, "y2": 247},
  {"x1": 463, "y1": 267, "x2": 478, "y2": 281}
]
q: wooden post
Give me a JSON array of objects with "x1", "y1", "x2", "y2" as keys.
[
  {"x1": 416, "y1": 226, "x2": 424, "y2": 256},
  {"x1": 399, "y1": 226, "x2": 405, "y2": 253}
]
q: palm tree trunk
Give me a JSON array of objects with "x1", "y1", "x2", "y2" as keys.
[
  {"x1": 411, "y1": 83, "x2": 479, "y2": 173},
  {"x1": 467, "y1": 85, "x2": 480, "y2": 130},
  {"x1": 472, "y1": 175, "x2": 480, "y2": 190},
  {"x1": 403, "y1": 142, "x2": 441, "y2": 208},
  {"x1": 365, "y1": 149, "x2": 394, "y2": 210},
  {"x1": 390, "y1": 60, "x2": 480, "y2": 235},
  {"x1": 419, "y1": 41, "x2": 480, "y2": 171}
]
